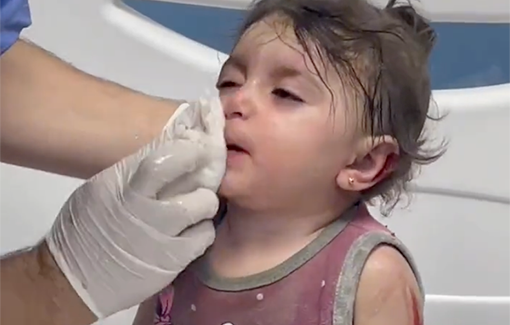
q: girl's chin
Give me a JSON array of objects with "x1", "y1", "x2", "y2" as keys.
[
  {"x1": 217, "y1": 183, "x2": 234, "y2": 200},
  {"x1": 217, "y1": 172, "x2": 239, "y2": 197},
  {"x1": 217, "y1": 171, "x2": 258, "y2": 207}
]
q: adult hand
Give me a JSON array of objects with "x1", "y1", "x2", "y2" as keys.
[{"x1": 45, "y1": 98, "x2": 227, "y2": 319}]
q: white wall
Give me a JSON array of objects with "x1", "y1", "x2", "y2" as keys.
[{"x1": 1, "y1": 0, "x2": 509, "y2": 324}]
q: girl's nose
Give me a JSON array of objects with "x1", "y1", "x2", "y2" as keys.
[{"x1": 221, "y1": 86, "x2": 257, "y2": 120}]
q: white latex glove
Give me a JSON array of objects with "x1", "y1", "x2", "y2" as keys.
[{"x1": 45, "y1": 98, "x2": 226, "y2": 319}]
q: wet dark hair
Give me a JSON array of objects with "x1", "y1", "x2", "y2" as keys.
[{"x1": 237, "y1": 0, "x2": 446, "y2": 214}]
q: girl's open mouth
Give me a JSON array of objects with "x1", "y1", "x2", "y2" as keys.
[
  {"x1": 226, "y1": 143, "x2": 249, "y2": 166},
  {"x1": 227, "y1": 144, "x2": 247, "y2": 153}
]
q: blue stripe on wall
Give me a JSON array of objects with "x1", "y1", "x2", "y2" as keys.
[{"x1": 125, "y1": 0, "x2": 510, "y2": 90}]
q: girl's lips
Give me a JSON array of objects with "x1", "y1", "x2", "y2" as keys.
[
  {"x1": 226, "y1": 144, "x2": 247, "y2": 153},
  {"x1": 224, "y1": 126, "x2": 253, "y2": 157},
  {"x1": 226, "y1": 147, "x2": 248, "y2": 166}
]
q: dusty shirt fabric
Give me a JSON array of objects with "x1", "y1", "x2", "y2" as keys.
[{"x1": 153, "y1": 203, "x2": 423, "y2": 325}]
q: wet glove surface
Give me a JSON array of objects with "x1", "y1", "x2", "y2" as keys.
[{"x1": 46, "y1": 97, "x2": 226, "y2": 319}]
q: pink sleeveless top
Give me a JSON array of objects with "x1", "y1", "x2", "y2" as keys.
[{"x1": 153, "y1": 203, "x2": 423, "y2": 325}]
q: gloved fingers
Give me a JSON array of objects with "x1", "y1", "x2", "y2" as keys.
[
  {"x1": 178, "y1": 128, "x2": 206, "y2": 145},
  {"x1": 128, "y1": 140, "x2": 205, "y2": 199},
  {"x1": 46, "y1": 99, "x2": 226, "y2": 319},
  {"x1": 160, "y1": 187, "x2": 219, "y2": 233},
  {"x1": 164, "y1": 103, "x2": 194, "y2": 135},
  {"x1": 178, "y1": 219, "x2": 216, "y2": 257},
  {"x1": 129, "y1": 219, "x2": 215, "y2": 269},
  {"x1": 197, "y1": 97, "x2": 225, "y2": 136},
  {"x1": 169, "y1": 99, "x2": 224, "y2": 137},
  {"x1": 122, "y1": 187, "x2": 219, "y2": 237}
]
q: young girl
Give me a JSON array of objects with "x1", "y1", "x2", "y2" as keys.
[{"x1": 134, "y1": 0, "x2": 443, "y2": 324}]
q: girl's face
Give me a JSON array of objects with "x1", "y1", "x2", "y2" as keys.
[{"x1": 216, "y1": 16, "x2": 386, "y2": 213}]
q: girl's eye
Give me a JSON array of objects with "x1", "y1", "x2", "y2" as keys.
[
  {"x1": 272, "y1": 88, "x2": 303, "y2": 102},
  {"x1": 216, "y1": 80, "x2": 239, "y2": 89}
]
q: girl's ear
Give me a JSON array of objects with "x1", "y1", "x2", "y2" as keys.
[{"x1": 336, "y1": 135, "x2": 399, "y2": 192}]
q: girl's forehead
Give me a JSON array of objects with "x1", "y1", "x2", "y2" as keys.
[
  {"x1": 236, "y1": 19, "x2": 298, "y2": 53},
  {"x1": 233, "y1": 20, "x2": 320, "y2": 74},
  {"x1": 227, "y1": 16, "x2": 353, "y2": 108}
]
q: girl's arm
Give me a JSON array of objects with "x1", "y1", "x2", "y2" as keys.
[{"x1": 349, "y1": 245, "x2": 424, "y2": 325}]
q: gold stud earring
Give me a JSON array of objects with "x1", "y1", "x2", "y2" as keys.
[{"x1": 348, "y1": 177, "x2": 355, "y2": 185}]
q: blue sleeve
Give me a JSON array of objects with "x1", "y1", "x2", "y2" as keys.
[{"x1": 1, "y1": 0, "x2": 32, "y2": 55}]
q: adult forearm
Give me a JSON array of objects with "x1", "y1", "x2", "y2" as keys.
[
  {"x1": 0, "y1": 242, "x2": 96, "y2": 325},
  {"x1": 0, "y1": 39, "x2": 179, "y2": 179}
]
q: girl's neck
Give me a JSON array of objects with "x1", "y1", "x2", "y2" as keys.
[
  {"x1": 216, "y1": 200, "x2": 353, "y2": 254},
  {"x1": 207, "y1": 201, "x2": 355, "y2": 278}
]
